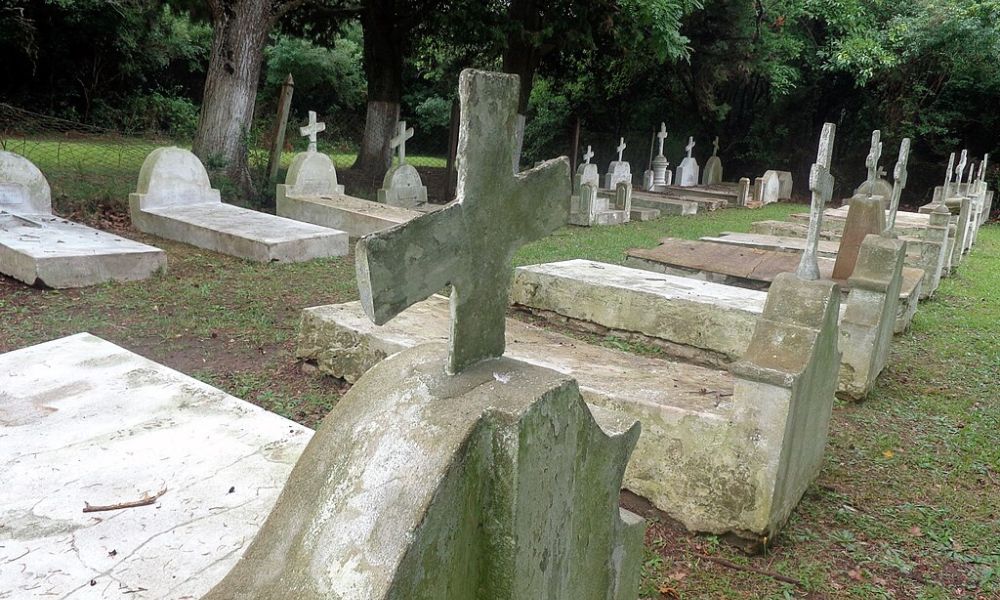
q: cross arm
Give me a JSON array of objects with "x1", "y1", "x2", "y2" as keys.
[
  {"x1": 506, "y1": 158, "x2": 572, "y2": 247},
  {"x1": 356, "y1": 203, "x2": 464, "y2": 325}
]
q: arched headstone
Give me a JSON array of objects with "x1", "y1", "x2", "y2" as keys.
[
  {"x1": 0, "y1": 150, "x2": 52, "y2": 214},
  {"x1": 131, "y1": 146, "x2": 220, "y2": 210}
]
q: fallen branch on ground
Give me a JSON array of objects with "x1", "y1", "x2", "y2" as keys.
[
  {"x1": 694, "y1": 553, "x2": 804, "y2": 588},
  {"x1": 83, "y1": 487, "x2": 168, "y2": 513}
]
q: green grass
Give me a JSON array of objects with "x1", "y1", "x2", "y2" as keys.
[{"x1": 0, "y1": 202, "x2": 997, "y2": 598}]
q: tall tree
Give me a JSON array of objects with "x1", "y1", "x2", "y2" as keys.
[{"x1": 192, "y1": 0, "x2": 308, "y2": 195}]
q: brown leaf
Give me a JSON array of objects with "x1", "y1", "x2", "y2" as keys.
[
  {"x1": 847, "y1": 568, "x2": 864, "y2": 581},
  {"x1": 909, "y1": 526, "x2": 923, "y2": 537}
]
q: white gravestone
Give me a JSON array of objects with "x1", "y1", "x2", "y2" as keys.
[
  {"x1": 377, "y1": 120, "x2": 429, "y2": 209},
  {"x1": 282, "y1": 110, "x2": 344, "y2": 197},
  {"x1": 603, "y1": 137, "x2": 632, "y2": 190},
  {"x1": 652, "y1": 123, "x2": 670, "y2": 187},
  {"x1": 130, "y1": 147, "x2": 348, "y2": 261},
  {"x1": 675, "y1": 136, "x2": 700, "y2": 187},
  {"x1": 702, "y1": 136, "x2": 723, "y2": 185},
  {"x1": 754, "y1": 170, "x2": 781, "y2": 205},
  {"x1": 0, "y1": 151, "x2": 165, "y2": 288}
]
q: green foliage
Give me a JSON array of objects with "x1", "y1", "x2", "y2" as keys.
[{"x1": 263, "y1": 28, "x2": 367, "y2": 120}]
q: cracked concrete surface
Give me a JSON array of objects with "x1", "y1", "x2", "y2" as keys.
[{"x1": 0, "y1": 333, "x2": 312, "y2": 599}]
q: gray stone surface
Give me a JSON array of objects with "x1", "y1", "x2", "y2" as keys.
[
  {"x1": 377, "y1": 163, "x2": 428, "y2": 209},
  {"x1": 276, "y1": 149, "x2": 421, "y2": 238},
  {"x1": 357, "y1": 71, "x2": 572, "y2": 375},
  {"x1": 832, "y1": 194, "x2": 885, "y2": 280},
  {"x1": 603, "y1": 138, "x2": 632, "y2": 190},
  {"x1": 210, "y1": 69, "x2": 645, "y2": 599},
  {"x1": 295, "y1": 288, "x2": 840, "y2": 541},
  {"x1": 837, "y1": 234, "x2": 905, "y2": 400},
  {"x1": 0, "y1": 150, "x2": 166, "y2": 288},
  {"x1": 130, "y1": 147, "x2": 348, "y2": 262},
  {"x1": 796, "y1": 123, "x2": 836, "y2": 280},
  {"x1": 702, "y1": 136, "x2": 722, "y2": 185},
  {"x1": 755, "y1": 171, "x2": 781, "y2": 206},
  {"x1": 207, "y1": 343, "x2": 644, "y2": 600},
  {"x1": 512, "y1": 259, "x2": 765, "y2": 362},
  {"x1": 764, "y1": 170, "x2": 792, "y2": 200},
  {"x1": 1, "y1": 333, "x2": 312, "y2": 598}
]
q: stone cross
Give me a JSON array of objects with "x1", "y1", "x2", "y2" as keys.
[
  {"x1": 656, "y1": 123, "x2": 668, "y2": 156},
  {"x1": 712, "y1": 136, "x2": 720, "y2": 157},
  {"x1": 685, "y1": 136, "x2": 696, "y2": 158},
  {"x1": 299, "y1": 111, "x2": 325, "y2": 153},
  {"x1": 864, "y1": 130, "x2": 882, "y2": 198},
  {"x1": 941, "y1": 152, "x2": 956, "y2": 200},
  {"x1": 616, "y1": 137, "x2": 627, "y2": 162},
  {"x1": 979, "y1": 154, "x2": 990, "y2": 183},
  {"x1": 795, "y1": 122, "x2": 837, "y2": 280},
  {"x1": 357, "y1": 69, "x2": 570, "y2": 375},
  {"x1": 390, "y1": 120, "x2": 415, "y2": 165},
  {"x1": 884, "y1": 138, "x2": 910, "y2": 233},
  {"x1": 583, "y1": 144, "x2": 594, "y2": 165},
  {"x1": 955, "y1": 149, "x2": 968, "y2": 185}
]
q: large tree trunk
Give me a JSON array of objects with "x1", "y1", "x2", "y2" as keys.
[
  {"x1": 502, "y1": 0, "x2": 544, "y2": 171},
  {"x1": 352, "y1": 0, "x2": 403, "y2": 180},
  {"x1": 193, "y1": 0, "x2": 274, "y2": 199}
]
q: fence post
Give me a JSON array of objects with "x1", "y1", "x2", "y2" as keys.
[
  {"x1": 267, "y1": 74, "x2": 295, "y2": 182},
  {"x1": 445, "y1": 98, "x2": 460, "y2": 201}
]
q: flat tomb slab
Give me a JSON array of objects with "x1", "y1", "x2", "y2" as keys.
[
  {"x1": 277, "y1": 193, "x2": 422, "y2": 238},
  {"x1": 625, "y1": 238, "x2": 922, "y2": 332},
  {"x1": 0, "y1": 213, "x2": 166, "y2": 288},
  {"x1": 0, "y1": 333, "x2": 313, "y2": 598},
  {"x1": 704, "y1": 232, "x2": 924, "y2": 262},
  {"x1": 512, "y1": 259, "x2": 766, "y2": 363},
  {"x1": 297, "y1": 294, "x2": 734, "y2": 419},
  {"x1": 630, "y1": 191, "x2": 699, "y2": 215},
  {"x1": 137, "y1": 202, "x2": 348, "y2": 262}
]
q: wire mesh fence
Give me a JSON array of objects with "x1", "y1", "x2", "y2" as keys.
[{"x1": 0, "y1": 102, "x2": 450, "y2": 213}]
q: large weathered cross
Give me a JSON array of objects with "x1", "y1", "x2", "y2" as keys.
[
  {"x1": 583, "y1": 145, "x2": 594, "y2": 164},
  {"x1": 656, "y1": 123, "x2": 668, "y2": 156},
  {"x1": 299, "y1": 111, "x2": 325, "y2": 153},
  {"x1": 616, "y1": 137, "x2": 627, "y2": 162},
  {"x1": 864, "y1": 130, "x2": 882, "y2": 198},
  {"x1": 884, "y1": 138, "x2": 911, "y2": 233},
  {"x1": 390, "y1": 120, "x2": 415, "y2": 165},
  {"x1": 979, "y1": 154, "x2": 990, "y2": 184},
  {"x1": 685, "y1": 136, "x2": 696, "y2": 158},
  {"x1": 712, "y1": 136, "x2": 720, "y2": 157},
  {"x1": 356, "y1": 70, "x2": 570, "y2": 375},
  {"x1": 795, "y1": 122, "x2": 837, "y2": 280}
]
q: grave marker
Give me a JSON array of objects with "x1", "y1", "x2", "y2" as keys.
[
  {"x1": 702, "y1": 136, "x2": 723, "y2": 185},
  {"x1": 884, "y1": 138, "x2": 911, "y2": 234},
  {"x1": 796, "y1": 123, "x2": 837, "y2": 280},
  {"x1": 675, "y1": 136, "x2": 700, "y2": 187},
  {"x1": 299, "y1": 110, "x2": 325, "y2": 153}
]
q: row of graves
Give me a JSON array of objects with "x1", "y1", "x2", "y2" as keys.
[{"x1": 1, "y1": 69, "x2": 994, "y2": 598}]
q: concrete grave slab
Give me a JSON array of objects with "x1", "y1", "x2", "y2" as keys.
[
  {"x1": 625, "y1": 238, "x2": 922, "y2": 333},
  {"x1": 276, "y1": 148, "x2": 421, "y2": 238},
  {"x1": 130, "y1": 147, "x2": 347, "y2": 262},
  {"x1": 0, "y1": 150, "x2": 165, "y2": 288},
  {"x1": 0, "y1": 333, "x2": 312, "y2": 599},
  {"x1": 296, "y1": 286, "x2": 841, "y2": 542}
]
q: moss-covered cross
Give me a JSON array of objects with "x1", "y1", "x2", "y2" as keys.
[
  {"x1": 356, "y1": 69, "x2": 571, "y2": 375},
  {"x1": 796, "y1": 122, "x2": 836, "y2": 281}
]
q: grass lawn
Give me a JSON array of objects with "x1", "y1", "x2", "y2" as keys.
[{"x1": 0, "y1": 202, "x2": 997, "y2": 598}]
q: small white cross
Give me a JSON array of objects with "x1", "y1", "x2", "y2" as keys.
[
  {"x1": 685, "y1": 136, "x2": 695, "y2": 158},
  {"x1": 712, "y1": 136, "x2": 720, "y2": 157},
  {"x1": 299, "y1": 111, "x2": 325, "y2": 153},
  {"x1": 583, "y1": 145, "x2": 594, "y2": 164},
  {"x1": 955, "y1": 149, "x2": 968, "y2": 183},
  {"x1": 616, "y1": 137, "x2": 626, "y2": 162},
  {"x1": 390, "y1": 120, "x2": 415, "y2": 165},
  {"x1": 656, "y1": 123, "x2": 668, "y2": 156}
]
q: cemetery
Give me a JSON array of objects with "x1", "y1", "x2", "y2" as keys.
[{"x1": 1, "y1": 3, "x2": 999, "y2": 599}]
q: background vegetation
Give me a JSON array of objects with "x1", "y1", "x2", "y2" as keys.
[{"x1": 2, "y1": 0, "x2": 997, "y2": 206}]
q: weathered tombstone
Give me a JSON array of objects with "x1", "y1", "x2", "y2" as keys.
[
  {"x1": 571, "y1": 144, "x2": 628, "y2": 225},
  {"x1": 753, "y1": 170, "x2": 781, "y2": 206},
  {"x1": 377, "y1": 120, "x2": 429, "y2": 209},
  {"x1": 702, "y1": 136, "x2": 723, "y2": 185},
  {"x1": 736, "y1": 177, "x2": 751, "y2": 207},
  {"x1": 853, "y1": 130, "x2": 892, "y2": 206},
  {"x1": 765, "y1": 170, "x2": 793, "y2": 200},
  {"x1": 603, "y1": 137, "x2": 632, "y2": 189},
  {"x1": 796, "y1": 123, "x2": 837, "y2": 280},
  {"x1": 0, "y1": 150, "x2": 166, "y2": 287},
  {"x1": 281, "y1": 110, "x2": 344, "y2": 197},
  {"x1": 205, "y1": 69, "x2": 644, "y2": 599},
  {"x1": 883, "y1": 138, "x2": 911, "y2": 235},
  {"x1": 130, "y1": 147, "x2": 348, "y2": 261},
  {"x1": 674, "y1": 136, "x2": 700, "y2": 187},
  {"x1": 652, "y1": 123, "x2": 671, "y2": 187}
]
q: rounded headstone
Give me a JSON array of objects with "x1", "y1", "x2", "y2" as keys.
[
  {"x1": 0, "y1": 150, "x2": 52, "y2": 214},
  {"x1": 378, "y1": 163, "x2": 427, "y2": 209},
  {"x1": 133, "y1": 147, "x2": 219, "y2": 209},
  {"x1": 285, "y1": 151, "x2": 344, "y2": 197}
]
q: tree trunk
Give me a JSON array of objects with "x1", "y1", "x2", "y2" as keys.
[
  {"x1": 502, "y1": 0, "x2": 544, "y2": 171},
  {"x1": 352, "y1": 0, "x2": 403, "y2": 180},
  {"x1": 193, "y1": 0, "x2": 274, "y2": 199}
]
